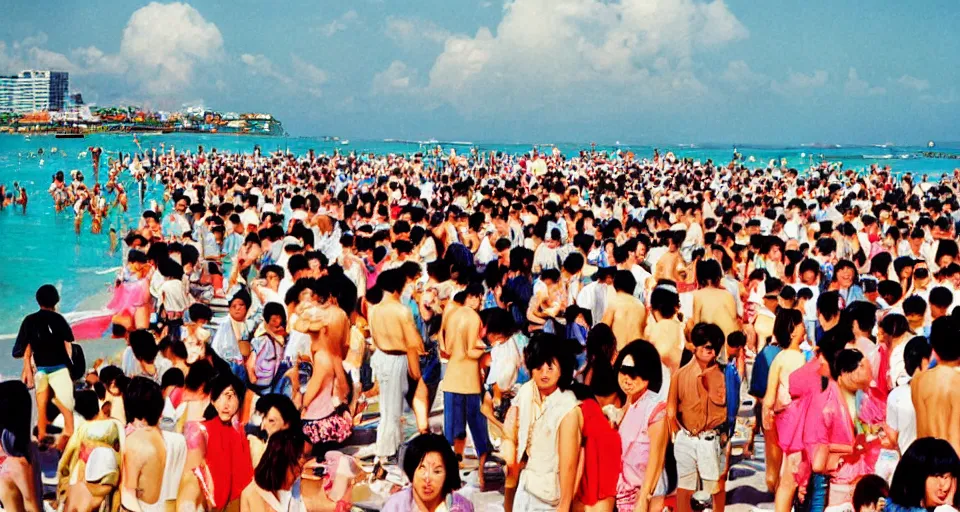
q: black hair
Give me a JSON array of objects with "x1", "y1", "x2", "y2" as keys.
[
  {"x1": 255, "y1": 394, "x2": 302, "y2": 434},
  {"x1": 852, "y1": 474, "x2": 889, "y2": 512},
  {"x1": 831, "y1": 348, "x2": 864, "y2": 380},
  {"x1": 36, "y1": 284, "x2": 60, "y2": 308},
  {"x1": 188, "y1": 303, "x2": 213, "y2": 323},
  {"x1": 482, "y1": 308, "x2": 517, "y2": 338},
  {"x1": 377, "y1": 268, "x2": 406, "y2": 294},
  {"x1": 690, "y1": 323, "x2": 725, "y2": 352},
  {"x1": 584, "y1": 324, "x2": 618, "y2": 397},
  {"x1": 230, "y1": 289, "x2": 252, "y2": 309},
  {"x1": 161, "y1": 368, "x2": 185, "y2": 391},
  {"x1": 931, "y1": 316, "x2": 960, "y2": 363},
  {"x1": 727, "y1": 331, "x2": 747, "y2": 349},
  {"x1": 650, "y1": 286, "x2": 680, "y2": 319},
  {"x1": 98, "y1": 365, "x2": 124, "y2": 388},
  {"x1": 902, "y1": 295, "x2": 927, "y2": 317},
  {"x1": 204, "y1": 374, "x2": 244, "y2": 420},
  {"x1": 817, "y1": 291, "x2": 841, "y2": 321},
  {"x1": 880, "y1": 314, "x2": 909, "y2": 339},
  {"x1": 613, "y1": 339, "x2": 664, "y2": 394},
  {"x1": 74, "y1": 389, "x2": 101, "y2": 422},
  {"x1": 401, "y1": 433, "x2": 463, "y2": 497},
  {"x1": 904, "y1": 336, "x2": 933, "y2": 377},
  {"x1": 262, "y1": 302, "x2": 287, "y2": 327},
  {"x1": 930, "y1": 287, "x2": 954, "y2": 309},
  {"x1": 123, "y1": 376, "x2": 164, "y2": 426},
  {"x1": 254, "y1": 428, "x2": 307, "y2": 492},
  {"x1": 843, "y1": 301, "x2": 877, "y2": 334},
  {"x1": 130, "y1": 329, "x2": 159, "y2": 364},
  {"x1": 260, "y1": 264, "x2": 285, "y2": 280},
  {"x1": 0, "y1": 380, "x2": 32, "y2": 459},
  {"x1": 696, "y1": 259, "x2": 722, "y2": 288},
  {"x1": 524, "y1": 332, "x2": 578, "y2": 390},
  {"x1": 613, "y1": 270, "x2": 637, "y2": 295},
  {"x1": 889, "y1": 437, "x2": 960, "y2": 508},
  {"x1": 185, "y1": 360, "x2": 216, "y2": 392}
]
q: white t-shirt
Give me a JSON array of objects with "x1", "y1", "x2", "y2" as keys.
[
  {"x1": 486, "y1": 339, "x2": 521, "y2": 391},
  {"x1": 161, "y1": 279, "x2": 191, "y2": 312},
  {"x1": 886, "y1": 382, "x2": 917, "y2": 454},
  {"x1": 888, "y1": 342, "x2": 909, "y2": 390}
]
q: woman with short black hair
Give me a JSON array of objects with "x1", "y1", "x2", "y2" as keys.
[
  {"x1": 884, "y1": 437, "x2": 960, "y2": 512},
  {"x1": 382, "y1": 433, "x2": 473, "y2": 511},
  {"x1": 240, "y1": 429, "x2": 311, "y2": 512}
]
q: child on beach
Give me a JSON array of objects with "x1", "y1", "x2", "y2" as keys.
[{"x1": 159, "y1": 260, "x2": 191, "y2": 343}]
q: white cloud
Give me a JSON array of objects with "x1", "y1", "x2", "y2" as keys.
[
  {"x1": 920, "y1": 89, "x2": 957, "y2": 104},
  {"x1": 385, "y1": 16, "x2": 451, "y2": 45},
  {"x1": 771, "y1": 69, "x2": 828, "y2": 96},
  {"x1": 481, "y1": 1, "x2": 493, "y2": 6},
  {"x1": 241, "y1": 53, "x2": 327, "y2": 97},
  {"x1": 720, "y1": 60, "x2": 768, "y2": 91},
  {"x1": 897, "y1": 74, "x2": 930, "y2": 92},
  {"x1": 15, "y1": 32, "x2": 49, "y2": 50},
  {"x1": 426, "y1": 0, "x2": 746, "y2": 113},
  {"x1": 291, "y1": 55, "x2": 327, "y2": 97},
  {"x1": 0, "y1": 3, "x2": 222, "y2": 103},
  {"x1": 844, "y1": 68, "x2": 885, "y2": 97},
  {"x1": 71, "y1": 46, "x2": 128, "y2": 75},
  {"x1": 241, "y1": 53, "x2": 292, "y2": 85},
  {"x1": 25, "y1": 47, "x2": 78, "y2": 73},
  {"x1": 119, "y1": 2, "x2": 224, "y2": 95},
  {"x1": 320, "y1": 10, "x2": 359, "y2": 37},
  {"x1": 372, "y1": 61, "x2": 416, "y2": 94}
]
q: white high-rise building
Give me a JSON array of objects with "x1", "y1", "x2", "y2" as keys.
[{"x1": 0, "y1": 70, "x2": 69, "y2": 114}]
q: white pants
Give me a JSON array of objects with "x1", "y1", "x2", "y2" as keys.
[{"x1": 370, "y1": 350, "x2": 408, "y2": 458}]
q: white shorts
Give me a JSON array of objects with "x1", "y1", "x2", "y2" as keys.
[{"x1": 675, "y1": 428, "x2": 725, "y2": 493}]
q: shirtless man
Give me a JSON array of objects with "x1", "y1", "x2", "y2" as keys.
[
  {"x1": 309, "y1": 276, "x2": 352, "y2": 360},
  {"x1": 121, "y1": 377, "x2": 186, "y2": 512},
  {"x1": 601, "y1": 270, "x2": 648, "y2": 351},
  {"x1": 367, "y1": 268, "x2": 425, "y2": 462},
  {"x1": 654, "y1": 230, "x2": 685, "y2": 283},
  {"x1": 439, "y1": 285, "x2": 491, "y2": 488},
  {"x1": 913, "y1": 315, "x2": 960, "y2": 455}
]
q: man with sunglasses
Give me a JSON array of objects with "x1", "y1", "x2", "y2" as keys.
[{"x1": 666, "y1": 323, "x2": 728, "y2": 512}]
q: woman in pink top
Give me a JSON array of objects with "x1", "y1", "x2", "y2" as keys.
[
  {"x1": 296, "y1": 306, "x2": 352, "y2": 449},
  {"x1": 799, "y1": 349, "x2": 878, "y2": 512},
  {"x1": 613, "y1": 340, "x2": 670, "y2": 512}
]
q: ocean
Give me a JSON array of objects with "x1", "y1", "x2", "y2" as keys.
[{"x1": 1, "y1": 133, "x2": 958, "y2": 377}]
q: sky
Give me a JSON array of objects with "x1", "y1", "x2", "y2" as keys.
[{"x1": 1, "y1": 0, "x2": 958, "y2": 145}]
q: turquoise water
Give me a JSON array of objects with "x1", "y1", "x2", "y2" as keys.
[{"x1": 1, "y1": 133, "x2": 959, "y2": 376}]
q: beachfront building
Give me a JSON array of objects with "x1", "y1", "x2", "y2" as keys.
[{"x1": 0, "y1": 70, "x2": 70, "y2": 114}]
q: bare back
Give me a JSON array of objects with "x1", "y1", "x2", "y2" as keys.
[
  {"x1": 122, "y1": 428, "x2": 166, "y2": 506},
  {"x1": 369, "y1": 300, "x2": 411, "y2": 353},
  {"x1": 913, "y1": 365, "x2": 960, "y2": 454},
  {"x1": 603, "y1": 293, "x2": 647, "y2": 352}
]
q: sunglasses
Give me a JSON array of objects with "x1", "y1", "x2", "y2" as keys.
[{"x1": 619, "y1": 366, "x2": 642, "y2": 378}]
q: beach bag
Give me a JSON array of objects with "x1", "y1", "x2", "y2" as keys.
[
  {"x1": 69, "y1": 344, "x2": 86, "y2": 382},
  {"x1": 252, "y1": 337, "x2": 282, "y2": 385}
]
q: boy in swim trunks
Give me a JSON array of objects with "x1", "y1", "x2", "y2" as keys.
[{"x1": 12, "y1": 285, "x2": 77, "y2": 441}]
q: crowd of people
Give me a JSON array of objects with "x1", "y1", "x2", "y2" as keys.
[{"x1": 4, "y1": 142, "x2": 960, "y2": 512}]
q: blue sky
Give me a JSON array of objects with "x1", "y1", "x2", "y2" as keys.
[{"x1": 1, "y1": 0, "x2": 958, "y2": 144}]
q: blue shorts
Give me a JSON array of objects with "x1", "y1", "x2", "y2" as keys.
[{"x1": 443, "y1": 392, "x2": 491, "y2": 457}]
